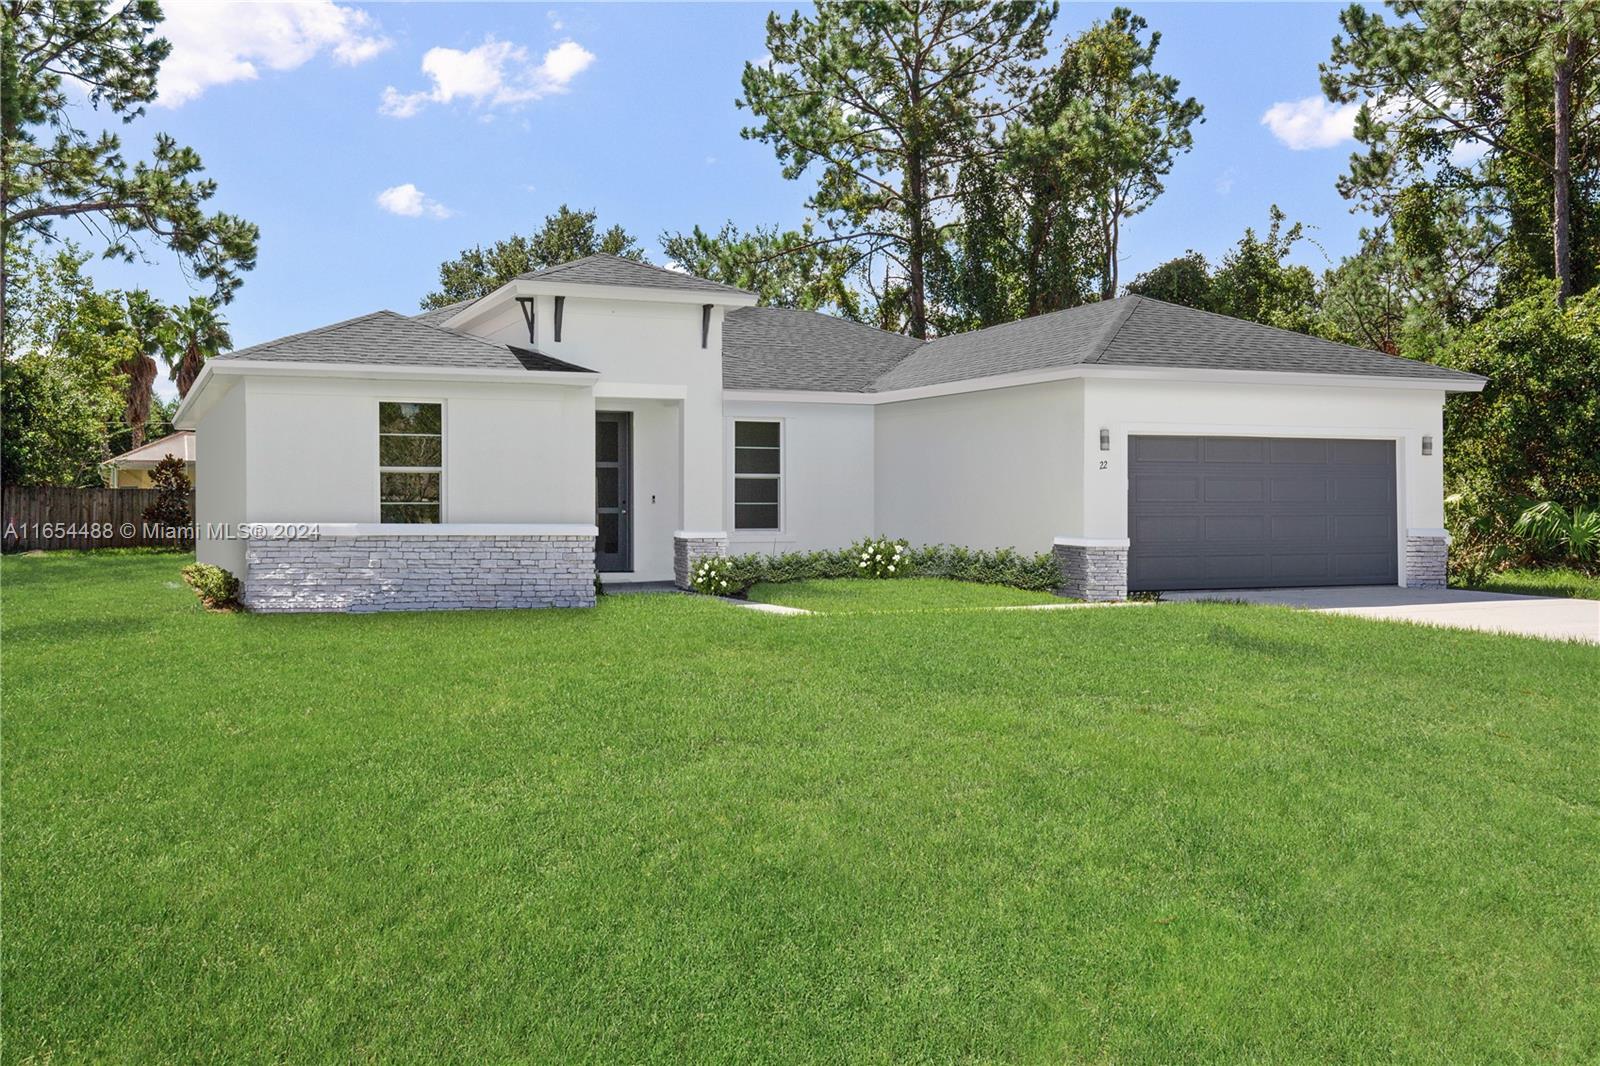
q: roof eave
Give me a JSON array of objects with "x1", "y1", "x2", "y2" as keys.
[{"x1": 729, "y1": 362, "x2": 1485, "y2": 404}]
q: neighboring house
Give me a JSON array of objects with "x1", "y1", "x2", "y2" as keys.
[
  {"x1": 173, "y1": 254, "x2": 1485, "y2": 612},
  {"x1": 101, "y1": 430, "x2": 196, "y2": 489}
]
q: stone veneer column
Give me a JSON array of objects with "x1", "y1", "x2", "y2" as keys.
[
  {"x1": 244, "y1": 528, "x2": 596, "y2": 612},
  {"x1": 673, "y1": 531, "x2": 729, "y2": 590},
  {"x1": 1403, "y1": 529, "x2": 1450, "y2": 589},
  {"x1": 1053, "y1": 537, "x2": 1129, "y2": 602}
]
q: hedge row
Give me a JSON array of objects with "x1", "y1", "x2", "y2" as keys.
[{"x1": 721, "y1": 541, "x2": 1060, "y2": 593}]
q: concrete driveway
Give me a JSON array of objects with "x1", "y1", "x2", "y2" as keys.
[{"x1": 1162, "y1": 585, "x2": 1600, "y2": 644}]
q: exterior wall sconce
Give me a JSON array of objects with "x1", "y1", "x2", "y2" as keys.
[
  {"x1": 1099, "y1": 428, "x2": 1111, "y2": 451},
  {"x1": 1422, "y1": 435, "x2": 1433, "y2": 456}
]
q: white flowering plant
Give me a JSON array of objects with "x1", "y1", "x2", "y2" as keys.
[
  {"x1": 852, "y1": 535, "x2": 910, "y2": 579},
  {"x1": 690, "y1": 555, "x2": 740, "y2": 596}
]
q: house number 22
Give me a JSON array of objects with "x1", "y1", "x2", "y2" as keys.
[{"x1": 1098, "y1": 460, "x2": 1109, "y2": 470}]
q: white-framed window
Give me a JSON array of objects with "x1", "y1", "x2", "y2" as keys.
[
  {"x1": 733, "y1": 420, "x2": 781, "y2": 531},
  {"x1": 378, "y1": 401, "x2": 442, "y2": 523}
]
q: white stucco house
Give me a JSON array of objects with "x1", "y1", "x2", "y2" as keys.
[{"x1": 172, "y1": 254, "x2": 1484, "y2": 612}]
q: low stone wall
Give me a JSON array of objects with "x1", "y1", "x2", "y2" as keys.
[
  {"x1": 1054, "y1": 540, "x2": 1129, "y2": 602},
  {"x1": 673, "y1": 532, "x2": 728, "y2": 590},
  {"x1": 1403, "y1": 532, "x2": 1449, "y2": 589},
  {"x1": 245, "y1": 532, "x2": 595, "y2": 612}
]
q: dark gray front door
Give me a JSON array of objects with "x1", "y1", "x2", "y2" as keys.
[
  {"x1": 595, "y1": 412, "x2": 632, "y2": 572},
  {"x1": 1127, "y1": 436, "x2": 1397, "y2": 592}
]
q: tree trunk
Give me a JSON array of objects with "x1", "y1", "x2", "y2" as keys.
[
  {"x1": 1553, "y1": 27, "x2": 1577, "y2": 306},
  {"x1": 904, "y1": 141, "x2": 928, "y2": 339}
]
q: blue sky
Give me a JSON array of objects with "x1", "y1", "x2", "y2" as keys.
[{"x1": 74, "y1": 2, "x2": 1377, "y2": 398}]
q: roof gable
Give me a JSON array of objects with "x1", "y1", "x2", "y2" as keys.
[{"x1": 518, "y1": 254, "x2": 754, "y2": 298}]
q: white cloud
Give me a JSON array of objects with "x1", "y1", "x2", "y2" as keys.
[
  {"x1": 376, "y1": 183, "x2": 453, "y2": 219},
  {"x1": 1215, "y1": 167, "x2": 1237, "y2": 195},
  {"x1": 1260, "y1": 95, "x2": 1360, "y2": 150},
  {"x1": 547, "y1": 10, "x2": 565, "y2": 31},
  {"x1": 379, "y1": 36, "x2": 595, "y2": 117},
  {"x1": 157, "y1": 1, "x2": 391, "y2": 107}
]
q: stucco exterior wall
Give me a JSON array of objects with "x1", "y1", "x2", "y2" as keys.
[
  {"x1": 239, "y1": 375, "x2": 594, "y2": 526},
  {"x1": 874, "y1": 380, "x2": 1085, "y2": 552},
  {"x1": 195, "y1": 380, "x2": 247, "y2": 574},
  {"x1": 722, "y1": 400, "x2": 876, "y2": 555},
  {"x1": 463, "y1": 293, "x2": 726, "y2": 533}
]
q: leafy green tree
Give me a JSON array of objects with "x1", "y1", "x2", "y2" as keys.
[
  {"x1": 740, "y1": 1, "x2": 1056, "y2": 338},
  {"x1": 1208, "y1": 207, "x2": 1319, "y2": 332},
  {"x1": 1009, "y1": 7, "x2": 1202, "y2": 300},
  {"x1": 1, "y1": 242, "x2": 128, "y2": 485},
  {"x1": 421, "y1": 205, "x2": 644, "y2": 309},
  {"x1": 1433, "y1": 286, "x2": 1600, "y2": 510},
  {"x1": 162, "y1": 296, "x2": 229, "y2": 398},
  {"x1": 1125, "y1": 250, "x2": 1212, "y2": 309},
  {"x1": 0, "y1": 0, "x2": 260, "y2": 327},
  {"x1": 659, "y1": 220, "x2": 862, "y2": 318},
  {"x1": 1322, "y1": 0, "x2": 1600, "y2": 304}
]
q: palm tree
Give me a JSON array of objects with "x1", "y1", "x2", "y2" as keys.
[
  {"x1": 165, "y1": 296, "x2": 232, "y2": 400},
  {"x1": 119, "y1": 290, "x2": 167, "y2": 450}
]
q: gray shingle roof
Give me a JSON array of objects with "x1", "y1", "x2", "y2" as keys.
[
  {"x1": 727, "y1": 295, "x2": 1484, "y2": 392},
  {"x1": 215, "y1": 311, "x2": 596, "y2": 373},
  {"x1": 518, "y1": 253, "x2": 754, "y2": 297},
  {"x1": 722, "y1": 306, "x2": 924, "y2": 392},
  {"x1": 412, "y1": 299, "x2": 475, "y2": 326}
]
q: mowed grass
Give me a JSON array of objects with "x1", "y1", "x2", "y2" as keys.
[
  {"x1": 1463, "y1": 566, "x2": 1600, "y2": 600},
  {"x1": 746, "y1": 576, "x2": 1066, "y2": 613},
  {"x1": 3, "y1": 552, "x2": 1599, "y2": 1064}
]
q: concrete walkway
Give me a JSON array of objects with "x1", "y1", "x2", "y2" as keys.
[{"x1": 1163, "y1": 586, "x2": 1600, "y2": 644}]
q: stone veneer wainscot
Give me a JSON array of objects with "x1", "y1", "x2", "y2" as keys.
[
  {"x1": 244, "y1": 524, "x2": 597, "y2": 612},
  {"x1": 1054, "y1": 537, "x2": 1129, "y2": 602},
  {"x1": 673, "y1": 531, "x2": 729, "y2": 590},
  {"x1": 1403, "y1": 529, "x2": 1450, "y2": 589}
]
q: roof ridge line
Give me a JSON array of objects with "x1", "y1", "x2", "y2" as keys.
[
  {"x1": 1083, "y1": 296, "x2": 1142, "y2": 365},
  {"x1": 217, "y1": 310, "x2": 399, "y2": 360}
]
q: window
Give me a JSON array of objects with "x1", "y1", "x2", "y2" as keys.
[
  {"x1": 733, "y1": 420, "x2": 780, "y2": 530},
  {"x1": 379, "y1": 402, "x2": 442, "y2": 523}
]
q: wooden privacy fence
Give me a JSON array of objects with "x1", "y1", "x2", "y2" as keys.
[{"x1": 2, "y1": 486, "x2": 195, "y2": 552}]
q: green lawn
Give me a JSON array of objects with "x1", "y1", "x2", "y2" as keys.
[
  {"x1": 4, "y1": 552, "x2": 1598, "y2": 1064},
  {"x1": 746, "y1": 576, "x2": 1067, "y2": 612},
  {"x1": 1461, "y1": 566, "x2": 1600, "y2": 600}
]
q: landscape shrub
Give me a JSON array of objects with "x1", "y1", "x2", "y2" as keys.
[
  {"x1": 853, "y1": 536, "x2": 908, "y2": 578},
  {"x1": 1513, "y1": 501, "x2": 1599, "y2": 567},
  {"x1": 141, "y1": 454, "x2": 192, "y2": 526},
  {"x1": 690, "y1": 555, "x2": 739, "y2": 596},
  {"x1": 708, "y1": 540, "x2": 1061, "y2": 596},
  {"x1": 181, "y1": 563, "x2": 240, "y2": 609}
]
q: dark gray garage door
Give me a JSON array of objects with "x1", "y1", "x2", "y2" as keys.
[{"x1": 1128, "y1": 436, "x2": 1397, "y2": 592}]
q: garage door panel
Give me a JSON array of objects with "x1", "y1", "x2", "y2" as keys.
[
  {"x1": 1269, "y1": 554, "x2": 1332, "y2": 583},
  {"x1": 1205, "y1": 477, "x2": 1265, "y2": 502},
  {"x1": 1270, "y1": 438, "x2": 1329, "y2": 464},
  {"x1": 1331, "y1": 513, "x2": 1391, "y2": 539},
  {"x1": 1205, "y1": 514, "x2": 1268, "y2": 541},
  {"x1": 1129, "y1": 435, "x2": 1396, "y2": 591},
  {"x1": 1271, "y1": 514, "x2": 1330, "y2": 541},
  {"x1": 1333, "y1": 476, "x2": 1391, "y2": 504},
  {"x1": 1270, "y1": 478, "x2": 1329, "y2": 503},
  {"x1": 1331, "y1": 439, "x2": 1393, "y2": 464},
  {"x1": 1204, "y1": 554, "x2": 1271, "y2": 581},
  {"x1": 1132, "y1": 436, "x2": 1199, "y2": 462},
  {"x1": 1133, "y1": 514, "x2": 1201, "y2": 543},
  {"x1": 1203, "y1": 437, "x2": 1266, "y2": 463}
]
